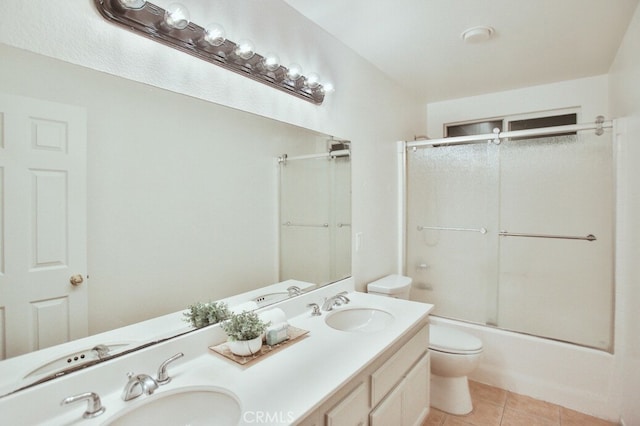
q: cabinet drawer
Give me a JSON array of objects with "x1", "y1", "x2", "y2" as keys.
[{"x1": 371, "y1": 324, "x2": 428, "y2": 406}]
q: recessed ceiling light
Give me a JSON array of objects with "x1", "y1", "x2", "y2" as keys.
[{"x1": 461, "y1": 26, "x2": 495, "y2": 43}]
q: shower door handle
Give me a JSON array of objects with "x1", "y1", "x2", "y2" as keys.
[{"x1": 499, "y1": 231, "x2": 596, "y2": 241}]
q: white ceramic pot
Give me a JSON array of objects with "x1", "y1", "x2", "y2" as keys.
[{"x1": 227, "y1": 336, "x2": 263, "y2": 356}]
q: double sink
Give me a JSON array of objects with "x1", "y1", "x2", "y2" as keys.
[
  {"x1": 0, "y1": 283, "x2": 430, "y2": 426},
  {"x1": 104, "y1": 302, "x2": 395, "y2": 425}
]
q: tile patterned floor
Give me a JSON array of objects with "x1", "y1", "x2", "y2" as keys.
[{"x1": 423, "y1": 381, "x2": 619, "y2": 426}]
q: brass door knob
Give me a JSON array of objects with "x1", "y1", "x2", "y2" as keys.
[{"x1": 70, "y1": 274, "x2": 84, "y2": 286}]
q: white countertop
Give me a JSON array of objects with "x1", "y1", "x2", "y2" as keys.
[
  {"x1": 204, "y1": 292, "x2": 431, "y2": 424},
  {"x1": 0, "y1": 283, "x2": 433, "y2": 425},
  {"x1": 0, "y1": 279, "x2": 315, "y2": 397}
]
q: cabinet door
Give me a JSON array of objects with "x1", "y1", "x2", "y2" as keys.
[
  {"x1": 402, "y1": 353, "x2": 430, "y2": 426},
  {"x1": 369, "y1": 380, "x2": 403, "y2": 426},
  {"x1": 371, "y1": 326, "x2": 428, "y2": 406},
  {"x1": 297, "y1": 412, "x2": 321, "y2": 426},
  {"x1": 326, "y1": 382, "x2": 368, "y2": 426}
]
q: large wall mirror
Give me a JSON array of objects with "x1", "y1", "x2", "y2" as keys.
[{"x1": 0, "y1": 43, "x2": 351, "y2": 394}]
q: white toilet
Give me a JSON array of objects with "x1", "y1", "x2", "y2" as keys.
[{"x1": 367, "y1": 274, "x2": 483, "y2": 415}]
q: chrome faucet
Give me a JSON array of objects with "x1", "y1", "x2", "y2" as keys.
[
  {"x1": 92, "y1": 344, "x2": 110, "y2": 360},
  {"x1": 322, "y1": 291, "x2": 350, "y2": 311},
  {"x1": 307, "y1": 303, "x2": 322, "y2": 316},
  {"x1": 61, "y1": 392, "x2": 106, "y2": 418},
  {"x1": 287, "y1": 285, "x2": 302, "y2": 296},
  {"x1": 121, "y1": 353, "x2": 184, "y2": 401},
  {"x1": 121, "y1": 372, "x2": 159, "y2": 401},
  {"x1": 156, "y1": 352, "x2": 184, "y2": 385}
]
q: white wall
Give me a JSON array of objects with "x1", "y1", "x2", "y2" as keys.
[
  {"x1": 0, "y1": 1, "x2": 426, "y2": 331},
  {"x1": 609, "y1": 3, "x2": 640, "y2": 425}
]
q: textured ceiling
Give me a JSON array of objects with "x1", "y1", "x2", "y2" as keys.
[{"x1": 285, "y1": 0, "x2": 640, "y2": 103}]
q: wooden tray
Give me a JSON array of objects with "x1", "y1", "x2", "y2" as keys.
[{"x1": 209, "y1": 326, "x2": 309, "y2": 366}]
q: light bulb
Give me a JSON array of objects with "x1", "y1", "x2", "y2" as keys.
[
  {"x1": 262, "y1": 52, "x2": 280, "y2": 71},
  {"x1": 117, "y1": 0, "x2": 146, "y2": 9},
  {"x1": 322, "y1": 82, "x2": 335, "y2": 93},
  {"x1": 203, "y1": 23, "x2": 226, "y2": 46},
  {"x1": 286, "y1": 63, "x2": 303, "y2": 81},
  {"x1": 305, "y1": 72, "x2": 321, "y2": 89},
  {"x1": 164, "y1": 3, "x2": 190, "y2": 30},
  {"x1": 235, "y1": 39, "x2": 256, "y2": 60}
]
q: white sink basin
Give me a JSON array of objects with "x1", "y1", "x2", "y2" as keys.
[
  {"x1": 325, "y1": 308, "x2": 394, "y2": 333},
  {"x1": 104, "y1": 386, "x2": 241, "y2": 426}
]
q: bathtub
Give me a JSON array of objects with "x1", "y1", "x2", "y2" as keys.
[{"x1": 428, "y1": 316, "x2": 619, "y2": 422}]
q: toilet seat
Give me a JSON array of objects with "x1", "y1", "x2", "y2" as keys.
[{"x1": 429, "y1": 324, "x2": 483, "y2": 355}]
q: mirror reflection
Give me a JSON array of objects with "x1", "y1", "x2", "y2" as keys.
[
  {"x1": 0, "y1": 43, "x2": 351, "y2": 393},
  {"x1": 279, "y1": 145, "x2": 351, "y2": 285}
]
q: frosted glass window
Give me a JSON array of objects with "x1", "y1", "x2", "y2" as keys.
[
  {"x1": 446, "y1": 120, "x2": 502, "y2": 137},
  {"x1": 508, "y1": 113, "x2": 577, "y2": 140}
]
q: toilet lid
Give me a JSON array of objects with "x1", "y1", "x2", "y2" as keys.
[
  {"x1": 429, "y1": 324, "x2": 483, "y2": 354},
  {"x1": 367, "y1": 274, "x2": 411, "y2": 295}
]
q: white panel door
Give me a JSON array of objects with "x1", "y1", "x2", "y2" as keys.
[{"x1": 0, "y1": 93, "x2": 87, "y2": 359}]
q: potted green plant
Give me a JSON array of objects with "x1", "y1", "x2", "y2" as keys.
[
  {"x1": 221, "y1": 311, "x2": 270, "y2": 356},
  {"x1": 183, "y1": 301, "x2": 231, "y2": 328}
]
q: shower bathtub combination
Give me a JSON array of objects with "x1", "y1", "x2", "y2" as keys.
[{"x1": 399, "y1": 117, "x2": 617, "y2": 418}]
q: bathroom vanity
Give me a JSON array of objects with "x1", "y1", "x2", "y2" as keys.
[
  {"x1": 298, "y1": 320, "x2": 429, "y2": 425},
  {"x1": 0, "y1": 279, "x2": 433, "y2": 425}
]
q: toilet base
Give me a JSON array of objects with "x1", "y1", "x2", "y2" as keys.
[{"x1": 430, "y1": 374, "x2": 473, "y2": 415}]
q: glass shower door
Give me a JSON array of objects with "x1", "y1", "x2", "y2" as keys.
[
  {"x1": 279, "y1": 157, "x2": 332, "y2": 284},
  {"x1": 331, "y1": 156, "x2": 352, "y2": 281},
  {"x1": 497, "y1": 133, "x2": 614, "y2": 350},
  {"x1": 279, "y1": 154, "x2": 351, "y2": 285},
  {"x1": 405, "y1": 131, "x2": 614, "y2": 351},
  {"x1": 406, "y1": 142, "x2": 500, "y2": 325}
]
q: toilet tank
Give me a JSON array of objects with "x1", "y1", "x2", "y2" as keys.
[{"x1": 367, "y1": 274, "x2": 412, "y2": 300}]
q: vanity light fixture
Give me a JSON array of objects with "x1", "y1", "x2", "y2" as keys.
[{"x1": 95, "y1": 0, "x2": 331, "y2": 104}]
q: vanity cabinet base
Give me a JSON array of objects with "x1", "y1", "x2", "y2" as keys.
[{"x1": 297, "y1": 320, "x2": 430, "y2": 426}]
